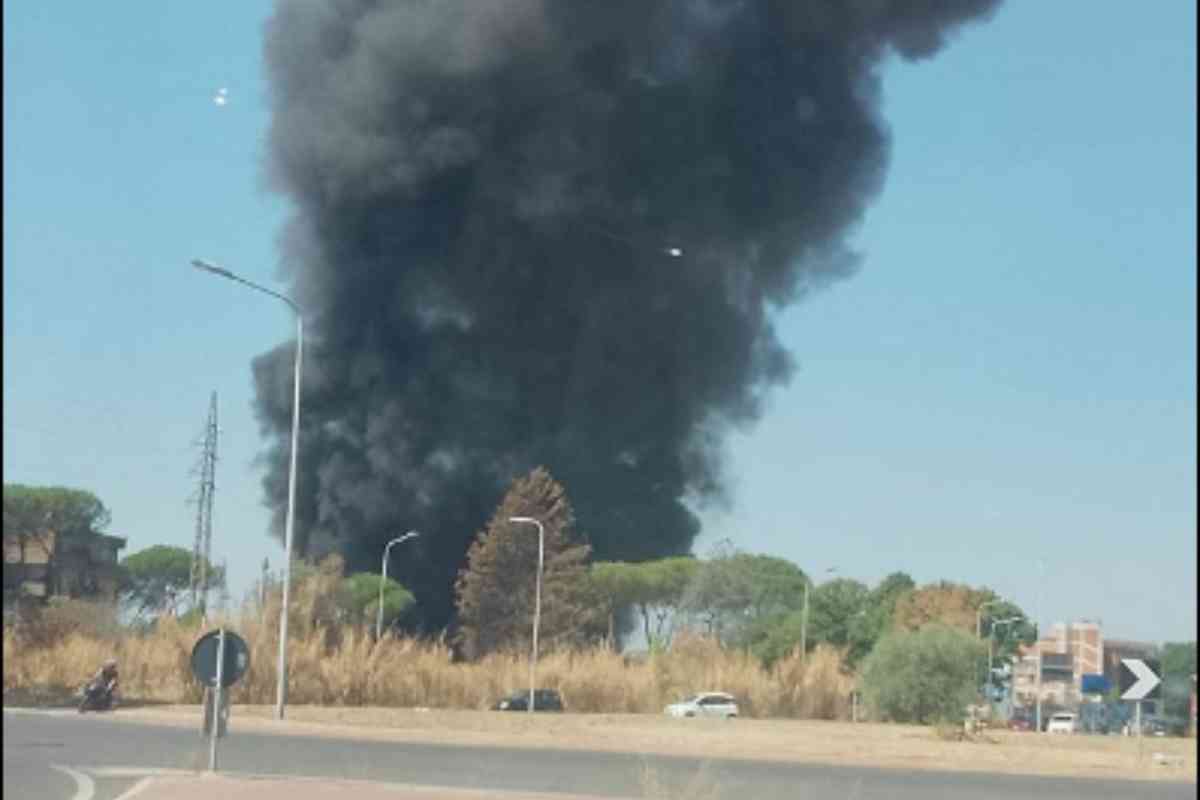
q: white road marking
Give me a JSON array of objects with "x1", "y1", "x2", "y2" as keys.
[
  {"x1": 4, "y1": 708, "x2": 77, "y2": 717},
  {"x1": 49, "y1": 764, "x2": 95, "y2": 800},
  {"x1": 112, "y1": 777, "x2": 156, "y2": 800},
  {"x1": 85, "y1": 767, "x2": 197, "y2": 777}
]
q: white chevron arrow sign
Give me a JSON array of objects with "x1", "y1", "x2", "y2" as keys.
[{"x1": 1119, "y1": 658, "x2": 1162, "y2": 701}]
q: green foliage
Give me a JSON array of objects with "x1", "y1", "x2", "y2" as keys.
[
  {"x1": 807, "y1": 577, "x2": 869, "y2": 649},
  {"x1": 743, "y1": 609, "x2": 805, "y2": 667},
  {"x1": 120, "y1": 545, "x2": 223, "y2": 618},
  {"x1": 860, "y1": 624, "x2": 984, "y2": 724},
  {"x1": 338, "y1": 572, "x2": 415, "y2": 632},
  {"x1": 3, "y1": 484, "x2": 112, "y2": 565},
  {"x1": 3, "y1": 484, "x2": 111, "y2": 534},
  {"x1": 1160, "y1": 641, "x2": 1196, "y2": 718},
  {"x1": 742, "y1": 572, "x2": 908, "y2": 668},
  {"x1": 846, "y1": 572, "x2": 915, "y2": 666},
  {"x1": 455, "y1": 467, "x2": 600, "y2": 659},
  {"x1": 890, "y1": 580, "x2": 1031, "y2": 684},
  {"x1": 587, "y1": 557, "x2": 700, "y2": 649},
  {"x1": 681, "y1": 546, "x2": 807, "y2": 644}
]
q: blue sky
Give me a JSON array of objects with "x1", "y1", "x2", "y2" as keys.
[{"x1": 4, "y1": 3, "x2": 1194, "y2": 642}]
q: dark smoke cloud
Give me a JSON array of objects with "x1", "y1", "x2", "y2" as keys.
[{"x1": 254, "y1": 0, "x2": 1002, "y2": 629}]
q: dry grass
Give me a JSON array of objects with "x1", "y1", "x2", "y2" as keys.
[{"x1": 3, "y1": 596, "x2": 854, "y2": 719}]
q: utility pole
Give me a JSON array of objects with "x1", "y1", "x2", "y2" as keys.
[
  {"x1": 260, "y1": 557, "x2": 270, "y2": 617},
  {"x1": 189, "y1": 393, "x2": 219, "y2": 620},
  {"x1": 800, "y1": 580, "x2": 809, "y2": 663}
]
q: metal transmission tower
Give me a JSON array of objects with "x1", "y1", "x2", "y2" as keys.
[{"x1": 189, "y1": 392, "x2": 219, "y2": 618}]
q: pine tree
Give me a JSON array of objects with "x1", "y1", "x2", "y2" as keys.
[{"x1": 455, "y1": 467, "x2": 600, "y2": 659}]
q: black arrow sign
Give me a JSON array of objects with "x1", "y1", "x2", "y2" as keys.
[{"x1": 1118, "y1": 658, "x2": 1162, "y2": 701}]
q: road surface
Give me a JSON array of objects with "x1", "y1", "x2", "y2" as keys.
[{"x1": 3, "y1": 709, "x2": 1193, "y2": 800}]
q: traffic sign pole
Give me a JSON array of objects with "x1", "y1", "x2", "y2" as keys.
[
  {"x1": 209, "y1": 628, "x2": 226, "y2": 772},
  {"x1": 1136, "y1": 700, "x2": 1143, "y2": 762}
]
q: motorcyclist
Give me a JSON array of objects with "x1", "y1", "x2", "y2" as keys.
[{"x1": 89, "y1": 658, "x2": 119, "y2": 703}]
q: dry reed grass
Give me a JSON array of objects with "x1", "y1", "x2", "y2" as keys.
[{"x1": 3, "y1": 592, "x2": 854, "y2": 718}]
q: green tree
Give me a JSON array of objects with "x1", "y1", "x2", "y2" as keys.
[
  {"x1": 586, "y1": 557, "x2": 705, "y2": 650},
  {"x1": 338, "y1": 572, "x2": 415, "y2": 633},
  {"x1": 455, "y1": 467, "x2": 600, "y2": 659},
  {"x1": 3, "y1": 484, "x2": 112, "y2": 566},
  {"x1": 680, "y1": 545, "x2": 807, "y2": 645},
  {"x1": 860, "y1": 624, "x2": 984, "y2": 724},
  {"x1": 631, "y1": 556, "x2": 700, "y2": 649},
  {"x1": 1160, "y1": 641, "x2": 1197, "y2": 719},
  {"x1": 807, "y1": 577, "x2": 870, "y2": 649},
  {"x1": 891, "y1": 580, "x2": 1032, "y2": 690},
  {"x1": 846, "y1": 571, "x2": 915, "y2": 666},
  {"x1": 120, "y1": 545, "x2": 223, "y2": 618},
  {"x1": 743, "y1": 609, "x2": 806, "y2": 667}
]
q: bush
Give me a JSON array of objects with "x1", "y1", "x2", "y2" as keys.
[{"x1": 860, "y1": 623, "x2": 982, "y2": 724}]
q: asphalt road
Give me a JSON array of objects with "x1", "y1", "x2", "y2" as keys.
[{"x1": 3, "y1": 709, "x2": 1194, "y2": 800}]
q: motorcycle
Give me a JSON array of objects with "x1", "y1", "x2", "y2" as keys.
[{"x1": 77, "y1": 679, "x2": 116, "y2": 713}]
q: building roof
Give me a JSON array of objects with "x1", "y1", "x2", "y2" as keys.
[{"x1": 1104, "y1": 638, "x2": 1156, "y2": 653}]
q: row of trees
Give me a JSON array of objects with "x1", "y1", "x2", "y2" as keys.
[
  {"x1": 120, "y1": 545, "x2": 416, "y2": 632},
  {"x1": 11, "y1": 476, "x2": 1190, "y2": 726},
  {"x1": 450, "y1": 468, "x2": 1035, "y2": 680}
]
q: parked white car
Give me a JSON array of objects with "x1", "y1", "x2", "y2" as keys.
[
  {"x1": 664, "y1": 692, "x2": 739, "y2": 719},
  {"x1": 1046, "y1": 712, "x2": 1078, "y2": 734}
]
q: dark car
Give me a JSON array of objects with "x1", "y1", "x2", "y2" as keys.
[
  {"x1": 492, "y1": 689, "x2": 564, "y2": 712},
  {"x1": 1007, "y1": 715, "x2": 1034, "y2": 732}
]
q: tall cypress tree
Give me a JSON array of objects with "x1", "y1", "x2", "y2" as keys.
[{"x1": 455, "y1": 467, "x2": 600, "y2": 659}]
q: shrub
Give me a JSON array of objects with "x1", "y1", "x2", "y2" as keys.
[{"x1": 859, "y1": 623, "x2": 982, "y2": 724}]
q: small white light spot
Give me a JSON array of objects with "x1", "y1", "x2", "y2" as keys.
[{"x1": 666, "y1": 247, "x2": 683, "y2": 257}]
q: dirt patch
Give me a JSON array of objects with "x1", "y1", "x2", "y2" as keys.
[{"x1": 110, "y1": 705, "x2": 1196, "y2": 783}]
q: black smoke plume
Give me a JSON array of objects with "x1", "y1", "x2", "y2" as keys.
[{"x1": 254, "y1": 0, "x2": 1002, "y2": 630}]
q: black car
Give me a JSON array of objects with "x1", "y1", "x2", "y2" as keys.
[{"x1": 492, "y1": 689, "x2": 564, "y2": 712}]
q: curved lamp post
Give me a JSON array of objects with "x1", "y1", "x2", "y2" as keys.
[
  {"x1": 377, "y1": 531, "x2": 419, "y2": 640},
  {"x1": 508, "y1": 516, "x2": 544, "y2": 713},
  {"x1": 191, "y1": 258, "x2": 301, "y2": 721}
]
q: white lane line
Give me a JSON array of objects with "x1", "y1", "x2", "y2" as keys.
[
  {"x1": 112, "y1": 777, "x2": 156, "y2": 800},
  {"x1": 49, "y1": 764, "x2": 96, "y2": 800},
  {"x1": 84, "y1": 767, "x2": 198, "y2": 777},
  {"x1": 4, "y1": 708, "x2": 77, "y2": 717}
]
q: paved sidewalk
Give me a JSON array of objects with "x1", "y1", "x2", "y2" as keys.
[{"x1": 121, "y1": 773, "x2": 635, "y2": 800}]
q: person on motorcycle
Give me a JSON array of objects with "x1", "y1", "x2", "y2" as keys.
[{"x1": 91, "y1": 658, "x2": 119, "y2": 698}]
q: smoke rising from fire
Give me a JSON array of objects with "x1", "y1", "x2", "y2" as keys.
[{"x1": 254, "y1": 0, "x2": 1002, "y2": 628}]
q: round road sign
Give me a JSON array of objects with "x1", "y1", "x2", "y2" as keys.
[{"x1": 190, "y1": 629, "x2": 250, "y2": 688}]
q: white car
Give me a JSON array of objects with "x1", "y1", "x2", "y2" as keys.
[
  {"x1": 1046, "y1": 712, "x2": 1078, "y2": 734},
  {"x1": 664, "y1": 692, "x2": 739, "y2": 719}
]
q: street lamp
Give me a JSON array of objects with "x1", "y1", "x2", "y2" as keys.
[
  {"x1": 975, "y1": 600, "x2": 1003, "y2": 639},
  {"x1": 1035, "y1": 560, "x2": 1045, "y2": 733},
  {"x1": 988, "y1": 616, "x2": 1024, "y2": 705},
  {"x1": 974, "y1": 600, "x2": 1004, "y2": 702},
  {"x1": 377, "y1": 531, "x2": 419, "y2": 641},
  {"x1": 191, "y1": 258, "x2": 302, "y2": 721},
  {"x1": 508, "y1": 516, "x2": 544, "y2": 714}
]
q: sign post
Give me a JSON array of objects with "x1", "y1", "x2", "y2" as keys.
[
  {"x1": 190, "y1": 628, "x2": 251, "y2": 774},
  {"x1": 1119, "y1": 658, "x2": 1162, "y2": 763},
  {"x1": 209, "y1": 629, "x2": 225, "y2": 771}
]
